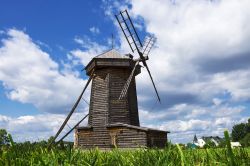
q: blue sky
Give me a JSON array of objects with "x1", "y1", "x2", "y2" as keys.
[
  {"x1": 0, "y1": 0, "x2": 116, "y2": 116},
  {"x1": 0, "y1": 0, "x2": 250, "y2": 143},
  {"x1": 0, "y1": 0, "x2": 115, "y2": 67}
]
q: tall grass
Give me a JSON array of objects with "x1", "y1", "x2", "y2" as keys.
[{"x1": 0, "y1": 131, "x2": 249, "y2": 165}]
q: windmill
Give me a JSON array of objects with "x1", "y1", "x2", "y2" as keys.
[{"x1": 49, "y1": 10, "x2": 169, "y2": 149}]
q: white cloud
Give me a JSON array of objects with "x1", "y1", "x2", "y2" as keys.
[
  {"x1": 140, "y1": 103, "x2": 245, "y2": 122},
  {"x1": 96, "y1": 0, "x2": 250, "y2": 143},
  {"x1": 74, "y1": 37, "x2": 85, "y2": 45},
  {"x1": 1, "y1": 0, "x2": 250, "y2": 144},
  {"x1": 0, "y1": 112, "x2": 88, "y2": 142},
  {"x1": 89, "y1": 26, "x2": 100, "y2": 34},
  {"x1": 147, "y1": 116, "x2": 248, "y2": 143},
  {"x1": 69, "y1": 36, "x2": 108, "y2": 66},
  {"x1": 139, "y1": 102, "x2": 247, "y2": 142},
  {"x1": 213, "y1": 98, "x2": 222, "y2": 106},
  {"x1": 0, "y1": 29, "x2": 89, "y2": 113},
  {"x1": 0, "y1": 115, "x2": 10, "y2": 128},
  {"x1": 128, "y1": 0, "x2": 250, "y2": 102}
]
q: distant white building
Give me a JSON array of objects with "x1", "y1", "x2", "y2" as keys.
[
  {"x1": 194, "y1": 138, "x2": 206, "y2": 148},
  {"x1": 210, "y1": 138, "x2": 219, "y2": 146},
  {"x1": 230, "y1": 142, "x2": 241, "y2": 148},
  {"x1": 193, "y1": 135, "x2": 223, "y2": 148},
  {"x1": 193, "y1": 134, "x2": 206, "y2": 148},
  {"x1": 202, "y1": 136, "x2": 223, "y2": 146}
]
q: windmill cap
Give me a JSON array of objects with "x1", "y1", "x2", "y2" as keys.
[
  {"x1": 94, "y1": 49, "x2": 129, "y2": 59},
  {"x1": 84, "y1": 49, "x2": 136, "y2": 76}
]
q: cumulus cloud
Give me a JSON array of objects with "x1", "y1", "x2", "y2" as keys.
[
  {"x1": 89, "y1": 26, "x2": 100, "y2": 34},
  {"x1": 69, "y1": 36, "x2": 108, "y2": 67},
  {"x1": 140, "y1": 103, "x2": 248, "y2": 142},
  {"x1": 1, "y1": 0, "x2": 250, "y2": 143},
  {"x1": 128, "y1": 0, "x2": 250, "y2": 105},
  {"x1": 100, "y1": 0, "x2": 250, "y2": 142},
  {"x1": 0, "y1": 29, "x2": 89, "y2": 113},
  {"x1": 0, "y1": 112, "x2": 88, "y2": 142},
  {"x1": 140, "y1": 102, "x2": 245, "y2": 123}
]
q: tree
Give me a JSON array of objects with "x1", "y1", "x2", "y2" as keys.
[
  {"x1": 0, "y1": 129, "x2": 10, "y2": 145},
  {"x1": 231, "y1": 123, "x2": 247, "y2": 141},
  {"x1": 240, "y1": 133, "x2": 250, "y2": 147},
  {"x1": 246, "y1": 118, "x2": 250, "y2": 133}
]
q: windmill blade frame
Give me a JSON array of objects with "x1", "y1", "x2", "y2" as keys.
[
  {"x1": 115, "y1": 9, "x2": 161, "y2": 103},
  {"x1": 143, "y1": 62, "x2": 161, "y2": 103},
  {"x1": 119, "y1": 61, "x2": 139, "y2": 99},
  {"x1": 115, "y1": 10, "x2": 143, "y2": 54},
  {"x1": 142, "y1": 36, "x2": 156, "y2": 57}
]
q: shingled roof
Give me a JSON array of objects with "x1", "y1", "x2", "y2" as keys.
[
  {"x1": 94, "y1": 49, "x2": 129, "y2": 59},
  {"x1": 84, "y1": 49, "x2": 133, "y2": 75}
]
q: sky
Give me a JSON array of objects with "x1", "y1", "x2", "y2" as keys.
[{"x1": 0, "y1": 0, "x2": 250, "y2": 143}]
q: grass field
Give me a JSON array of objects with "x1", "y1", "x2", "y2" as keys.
[
  {"x1": 0, "y1": 131, "x2": 249, "y2": 165},
  {"x1": 0, "y1": 144, "x2": 249, "y2": 165}
]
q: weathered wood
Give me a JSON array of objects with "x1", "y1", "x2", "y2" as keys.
[{"x1": 75, "y1": 49, "x2": 169, "y2": 149}]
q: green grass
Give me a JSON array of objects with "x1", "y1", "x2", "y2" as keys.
[
  {"x1": 0, "y1": 145, "x2": 249, "y2": 165},
  {"x1": 0, "y1": 131, "x2": 249, "y2": 165}
]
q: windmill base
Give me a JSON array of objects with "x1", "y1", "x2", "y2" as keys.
[{"x1": 74, "y1": 123, "x2": 169, "y2": 149}]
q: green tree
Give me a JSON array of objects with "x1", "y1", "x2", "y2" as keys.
[
  {"x1": 240, "y1": 133, "x2": 250, "y2": 147},
  {"x1": 246, "y1": 118, "x2": 250, "y2": 133},
  {"x1": 231, "y1": 123, "x2": 247, "y2": 141},
  {"x1": 0, "y1": 129, "x2": 10, "y2": 145}
]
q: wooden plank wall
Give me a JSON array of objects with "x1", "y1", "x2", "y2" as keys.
[
  {"x1": 147, "y1": 130, "x2": 168, "y2": 148},
  {"x1": 108, "y1": 128, "x2": 147, "y2": 148},
  {"x1": 108, "y1": 68, "x2": 131, "y2": 125},
  {"x1": 81, "y1": 69, "x2": 111, "y2": 149},
  {"x1": 76, "y1": 66, "x2": 149, "y2": 149},
  {"x1": 128, "y1": 78, "x2": 140, "y2": 126},
  {"x1": 88, "y1": 67, "x2": 140, "y2": 127}
]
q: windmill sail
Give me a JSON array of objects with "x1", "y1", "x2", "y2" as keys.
[
  {"x1": 116, "y1": 10, "x2": 160, "y2": 102},
  {"x1": 143, "y1": 63, "x2": 161, "y2": 102},
  {"x1": 115, "y1": 10, "x2": 143, "y2": 53},
  {"x1": 119, "y1": 61, "x2": 139, "y2": 99},
  {"x1": 142, "y1": 36, "x2": 156, "y2": 57}
]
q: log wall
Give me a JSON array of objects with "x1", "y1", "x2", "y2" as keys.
[
  {"x1": 88, "y1": 67, "x2": 140, "y2": 127},
  {"x1": 147, "y1": 130, "x2": 168, "y2": 148},
  {"x1": 108, "y1": 127, "x2": 147, "y2": 148}
]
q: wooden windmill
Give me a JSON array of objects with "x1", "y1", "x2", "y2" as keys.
[{"x1": 49, "y1": 10, "x2": 169, "y2": 149}]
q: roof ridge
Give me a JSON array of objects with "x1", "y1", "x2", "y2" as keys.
[{"x1": 94, "y1": 49, "x2": 129, "y2": 59}]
